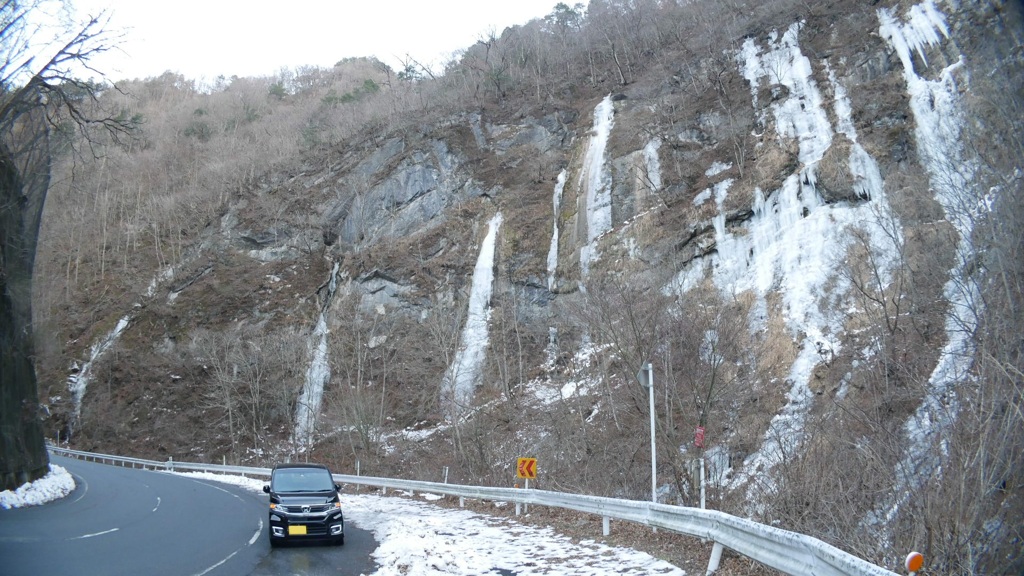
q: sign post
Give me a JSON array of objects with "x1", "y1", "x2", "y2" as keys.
[
  {"x1": 516, "y1": 457, "x2": 537, "y2": 515},
  {"x1": 636, "y1": 363, "x2": 656, "y2": 507}
]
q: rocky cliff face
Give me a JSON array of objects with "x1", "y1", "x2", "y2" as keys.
[{"x1": 44, "y1": 1, "x2": 1022, "y2": 571}]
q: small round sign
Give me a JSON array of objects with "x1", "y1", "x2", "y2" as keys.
[{"x1": 905, "y1": 551, "x2": 924, "y2": 573}]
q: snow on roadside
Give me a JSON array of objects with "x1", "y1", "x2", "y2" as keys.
[
  {"x1": 175, "y1": 472, "x2": 686, "y2": 575},
  {"x1": 352, "y1": 493, "x2": 684, "y2": 576},
  {"x1": 0, "y1": 465, "x2": 75, "y2": 509}
]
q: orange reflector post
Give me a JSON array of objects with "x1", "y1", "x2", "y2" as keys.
[{"x1": 905, "y1": 551, "x2": 924, "y2": 573}]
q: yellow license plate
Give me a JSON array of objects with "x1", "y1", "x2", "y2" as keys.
[{"x1": 288, "y1": 525, "x2": 307, "y2": 536}]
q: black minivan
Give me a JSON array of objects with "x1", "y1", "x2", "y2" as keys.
[{"x1": 263, "y1": 463, "x2": 345, "y2": 546}]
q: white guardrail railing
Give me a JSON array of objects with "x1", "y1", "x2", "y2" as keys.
[{"x1": 48, "y1": 446, "x2": 898, "y2": 576}]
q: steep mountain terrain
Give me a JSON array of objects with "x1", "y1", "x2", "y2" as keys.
[{"x1": 32, "y1": 0, "x2": 1022, "y2": 572}]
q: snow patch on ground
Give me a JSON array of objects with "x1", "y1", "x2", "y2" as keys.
[
  {"x1": 0, "y1": 465, "x2": 76, "y2": 509},
  {"x1": 173, "y1": 472, "x2": 685, "y2": 575}
]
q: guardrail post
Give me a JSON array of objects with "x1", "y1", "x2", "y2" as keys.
[
  {"x1": 514, "y1": 482, "x2": 521, "y2": 515},
  {"x1": 603, "y1": 516, "x2": 610, "y2": 536},
  {"x1": 706, "y1": 541, "x2": 723, "y2": 575},
  {"x1": 459, "y1": 497, "x2": 465, "y2": 508}
]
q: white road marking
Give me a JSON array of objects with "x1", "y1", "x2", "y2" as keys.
[
  {"x1": 191, "y1": 520, "x2": 263, "y2": 576},
  {"x1": 249, "y1": 519, "x2": 264, "y2": 545},
  {"x1": 178, "y1": 477, "x2": 264, "y2": 576},
  {"x1": 68, "y1": 473, "x2": 88, "y2": 504},
  {"x1": 71, "y1": 528, "x2": 119, "y2": 540},
  {"x1": 152, "y1": 496, "x2": 161, "y2": 512}
]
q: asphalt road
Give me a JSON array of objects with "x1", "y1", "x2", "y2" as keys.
[{"x1": 0, "y1": 455, "x2": 378, "y2": 576}]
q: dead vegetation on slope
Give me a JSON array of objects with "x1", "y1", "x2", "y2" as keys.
[{"x1": 32, "y1": 0, "x2": 1024, "y2": 573}]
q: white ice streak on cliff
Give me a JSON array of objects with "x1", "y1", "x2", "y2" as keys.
[
  {"x1": 706, "y1": 161, "x2": 732, "y2": 178},
  {"x1": 145, "y1": 265, "x2": 176, "y2": 298},
  {"x1": 578, "y1": 95, "x2": 615, "y2": 277},
  {"x1": 741, "y1": 25, "x2": 832, "y2": 166},
  {"x1": 547, "y1": 170, "x2": 567, "y2": 290},
  {"x1": 442, "y1": 213, "x2": 503, "y2": 418},
  {"x1": 295, "y1": 261, "x2": 341, "y2": 449},
  {"x1": 876, "y1": 0, "x2": 976, "y2": 524},
  {"x1": 677, "y1": 23, "x2": 898, "y2": 494},
  {"x1": 71, "y1": 263, "x2": 198, "y2": 422},
  {"x1": 68, "y1": 316, "x2": 131, "y2": 421}
]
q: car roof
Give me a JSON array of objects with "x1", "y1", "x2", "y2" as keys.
[{"x1": 272, "y1": 463, "x2": 331, "y2": 471}]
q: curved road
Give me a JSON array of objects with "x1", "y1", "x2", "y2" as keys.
[{"x1": 0, "y1": 456, "x2": 377, "y2": 575}]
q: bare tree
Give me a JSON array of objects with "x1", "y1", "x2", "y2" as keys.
[{"x1": 1, "y1": 1, "x2": 133, "y2": 490}]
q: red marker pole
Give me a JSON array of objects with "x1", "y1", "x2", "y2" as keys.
[{"x1": 695, "y1": 426, "x2": 706, "y2": 509}]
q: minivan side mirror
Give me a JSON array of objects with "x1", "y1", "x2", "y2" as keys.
[
  {"x1": 335, "y1": 483, "x2": 342, "y2": 491},
  {"x1": 263, "y1": 485, "x2": 270, "y2": 494}
]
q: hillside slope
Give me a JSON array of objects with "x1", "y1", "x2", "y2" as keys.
[{"x1": 34, "y1": 1, "x2": 1023, "y2": 572}]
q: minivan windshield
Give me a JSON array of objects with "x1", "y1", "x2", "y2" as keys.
[{"x1": 272, "y1": 468, "x2": 335, "y2": 493}]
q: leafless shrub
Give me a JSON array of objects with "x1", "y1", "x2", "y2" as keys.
[{"x1": 189, "y1": 328, "x2": 303, "y2": 460}]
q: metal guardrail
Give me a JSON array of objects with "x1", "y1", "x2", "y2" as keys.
[{"x1": 47, "y1": 446, "x2": 897, "y2": 576}]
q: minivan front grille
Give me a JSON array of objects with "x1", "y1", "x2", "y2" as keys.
[{"x1": 282, "y1": 504, "x2": 332, "y2": 514}]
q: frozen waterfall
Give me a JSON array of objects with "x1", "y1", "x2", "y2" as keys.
[
  {"x1": 547, "y1": 170, "x2": 567, "y2": 290},
  {"x1": 295, "y1": 261, "x2": 340, "y2": 449},
  {"x1": 578, "y1": 95, "x2": 615, "y2": 277},
  {"x1": 442, "y1": 213, "x2": 503, "y2": 419},
  {"x1": 68, "y1": 316, "x2": 131, "y2": 423},
  {"x1": 875, "y1": 0, "x2": 977, "y2": 523},
  {"x1": 662, "y1": 22, "x2": 901, "y2": 495}
]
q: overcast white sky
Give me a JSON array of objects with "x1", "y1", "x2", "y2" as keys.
[{"x1": 69, "y1": 0, "x2": 561, "y2": 82}]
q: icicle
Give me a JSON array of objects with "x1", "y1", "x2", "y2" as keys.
[{"x1": 547, "y1": 170, "x2": 567, "y2": 291}]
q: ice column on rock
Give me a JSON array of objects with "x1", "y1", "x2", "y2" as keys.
[
  {"x1": 712, "y1": 23, "x2": 899, "y2": 494},
  {"x1": 578, "y1": 95, "x2": 615, "y2": 277},
  {"x1": 68, "y1": 316, "x2": 131, "y2": 422},
  {"x1": 547, "y1": 170, "x2": 567, "y2": 290},
  {"x1": 442, "y1": 213, "x2": 503, "y2": 418},
  {"x1": 295, "y1": 261, "x2": 340, "y2": 449},
  {"x1": 71, "y1": 263, "x2": 200, "y2": 424},
  {"x1": 876, "y1": 0, "x2": 976, "y2": 522}
]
